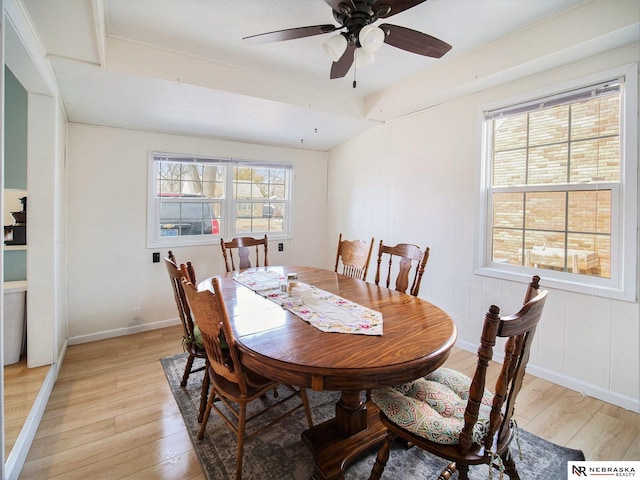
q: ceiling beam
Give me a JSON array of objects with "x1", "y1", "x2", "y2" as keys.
[{"x1": 365, "y1": 0, "x2": 640, "y2": 122}]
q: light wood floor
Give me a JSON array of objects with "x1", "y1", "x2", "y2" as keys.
[
  {"x1": 8, "y1": 325, "x2": 640, "y2": 479},
  {"x1": 4, "y1": 358, "x2": 49, "y2": 458}
]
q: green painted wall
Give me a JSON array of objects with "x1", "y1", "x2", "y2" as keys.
[
  {"x1": 4, "y1": 66, "x2": 28, "y2": 281},
  {"x1": 4, "y1": 250, "x2": 27, "y2": 281},
  {"x1": 5, "y1": 66, "x2": 28, "y2": 190}
]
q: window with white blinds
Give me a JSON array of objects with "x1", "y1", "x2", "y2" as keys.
[{"x1": 477, "y1": 65, "x2": 637, "y2": 301}]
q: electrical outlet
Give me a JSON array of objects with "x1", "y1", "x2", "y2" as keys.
[
  {"x1": 130, "y1": 307, "x2": 141, "y2": 327},
  {"x1": 278, "y1": 243, "x2": 284, "y2": 252},
  {"x1": 153, "y1": 252, "x2": 160, "y2": 263}
]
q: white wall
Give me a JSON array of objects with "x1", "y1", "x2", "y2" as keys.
[
  {"x1": 65, "y1": 124, "x2": 328, "y2": 340},
  {"x1": 326, "y1": 43, "x2": 640, "y2": 412},
  {"x1": 26, "y1": 93, "x2": 66, "y2": 368}
]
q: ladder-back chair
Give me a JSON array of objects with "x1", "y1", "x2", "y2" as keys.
[
  {"x1": 334, "y1": 233, "x2": 374, "y2": 281},
  {"x1": 181, "y1": 275, "x2": 313, "y2": 480},
  {"x1": 374, "y1": 241, "x2": 430, "y2": 297},
  {"x1": 369, "y1": 276, "x2": 548, "y2": 480},
  {"x1": 164, "y1": 252, "x2": 209, "y2": 421},
  {"x1": 220, "y1": 234, "x2": 268, "y2": 272}
]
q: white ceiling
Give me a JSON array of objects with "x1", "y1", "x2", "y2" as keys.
[{"x1": 18, "y1": 0, "x2": 596, "y2": 151}]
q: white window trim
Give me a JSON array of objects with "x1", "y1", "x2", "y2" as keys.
[
  {"x1": 474, "y1": 63, "x2": 638, "y2": 302},
  {"x1": 146, "y1": 153, "x2": 294, "y2": 248}
]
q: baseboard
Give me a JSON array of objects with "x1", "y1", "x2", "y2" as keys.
[
  {"x1": 454, "y1": 339, "x2": 640, "y2": 414},
  {"x1": 4, "y1": 339, "x2": 68, "y2": 480},
  {"x1": 67, "y1": 318, "x2": 181, "y2": 345},
  {"x1": 528, "y1": 364, "x2": 639, "y2": 413}
]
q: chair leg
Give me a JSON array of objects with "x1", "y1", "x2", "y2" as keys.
[
  {"x1": 198, "y1": 366, "x2": 210, "y2": 423},
  {"x1": 437, "y1": 462, "x2": 457, "y2": 480},
  {"x1": 368, "y1": 431, "x2": 396, "y2": 480},
  {"x1": 181, "y1": 353, "x2": 195, "y2": 387},
  {"x1": 502, "y1": 449, "x2": 521, "y2": 480},
  {"x1": 457, "y1": 463, "x2": 470, "y2": 480},
  {"x1": 235, "y1": 403, "x2": 247, "y2": 480},
  {"x1": 259, "y1": 387, "x2": 280, "y2": 400},
  {"x1": 300, "y1": 387, "x2": 313, "y2": 427},
  {"x1": 197, "y1": 389, "x2": 216, "y2": 440}
]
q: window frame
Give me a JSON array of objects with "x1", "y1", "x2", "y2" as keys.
[
  {"x1": 474, "y1": 64, "x2": 638, "y2": 302},
  {"x1": 230, "y1": 162, "x2": 293, "y2": 239},
  {"x1": 147, "y1": 153, "x2": 293, "y2": 248}
]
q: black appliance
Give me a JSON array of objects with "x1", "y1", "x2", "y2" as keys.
[{"x1": 4, "y1": 196, "x2": 27, "y2": 245}]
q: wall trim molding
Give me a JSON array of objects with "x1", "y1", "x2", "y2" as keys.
[{"x1": 67, "y1": 318, "x2": 181, "y2": 346}]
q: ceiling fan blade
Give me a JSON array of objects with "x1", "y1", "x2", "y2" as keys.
[
  {"x1": 330, "y1": 43, "x2": 356, "y2": 79},
  {"x1": 374, "y1": 0, "x2": 429, "y2": 18},
  {"x1": 244, "y1": 24, "x2": 338, "y2": 45},
  {"x1": 380, "y1": 23, "x2": 452, "y2": 58},
  {"x1": 324, "y1": 0, "x2": 356, "y2": 14}
]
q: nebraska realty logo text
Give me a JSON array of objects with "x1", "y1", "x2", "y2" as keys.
[{"x1": 569, "y1": 462, "x2": 639, "y2": 478}]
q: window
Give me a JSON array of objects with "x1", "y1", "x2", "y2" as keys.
[
  {"x1": 477, "y1": 65, "x2": 637, "y2": 301},
  {"x1": 147, "y1": 154, "x2": 292, "y2": 247},
  {"x1": 234, "y1": 165, "x2": 288, "y2": 235}
]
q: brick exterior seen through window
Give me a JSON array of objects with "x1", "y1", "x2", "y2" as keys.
[{"x1": 489, "y1": 90, "x2": 619, "y2": 278}]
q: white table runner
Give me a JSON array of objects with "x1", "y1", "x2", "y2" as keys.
[{"x1": 234, "y1": 269, "x2": 383, "y2": 336}]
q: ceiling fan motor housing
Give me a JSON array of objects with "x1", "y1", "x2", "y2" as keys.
[{"x1": 332, "y1": 1, "x2": 391, "y2": 46}]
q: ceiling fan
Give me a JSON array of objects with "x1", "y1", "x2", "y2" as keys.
[{"x1": 243, "y1": 0, "x2": 452, "y2": 83}]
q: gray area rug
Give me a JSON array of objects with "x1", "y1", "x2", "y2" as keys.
[{"x1": 161, "y1": 353, "x2": 584, "y2": 479}]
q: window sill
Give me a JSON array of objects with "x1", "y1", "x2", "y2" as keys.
[
  {"x1": 147, "y1": 234, "x2": 291, "y2": 249},
  {"x1": 475, "y1": 264, "x2": 636, "y2": 303}
]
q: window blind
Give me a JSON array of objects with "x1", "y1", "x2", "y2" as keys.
[{"x1": 485, "y1": 79, "x2": 622, "y2": 120}]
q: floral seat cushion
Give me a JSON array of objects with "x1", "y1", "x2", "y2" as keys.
[{"x1": 372, "y1": 367, "x2": 494, "y2": 445}]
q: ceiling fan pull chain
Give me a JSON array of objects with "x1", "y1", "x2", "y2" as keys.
[{"x1": 353, "y1": 50, "x2": 357, "y2": 88}]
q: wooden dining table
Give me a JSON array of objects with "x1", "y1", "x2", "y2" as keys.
[{"x1": 205, "y1": 266, "x2": 457, "y2": 480}]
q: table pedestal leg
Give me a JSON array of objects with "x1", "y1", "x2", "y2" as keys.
[
  {"x1": 301, "y1": 392, "x2": 387, "y2": 480},
  {"x1": 335, "y1": 390, "x2": 367, "y2": 436}
]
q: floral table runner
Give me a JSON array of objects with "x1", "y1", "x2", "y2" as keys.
[{"x1": 234, "y1": 269, "x2": 383, "y2": 335}]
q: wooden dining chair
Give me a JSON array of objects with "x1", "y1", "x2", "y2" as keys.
[
  {"x1": 374, "y1": 240, "x2": 430, "y2": 297},
  {"x1": 181, "y1": 275, "x2": 313, "y2": 480},
  {"x1": 164, "y1": 252, "x2": 209, "y2": 422},
  {"x1": 368, "y1": 275, "x2": 548, "y2": 480},
  {"x1": 220, "y1": 234, "x2": 268, "y2": 272},
  {"x1": 334, "y1": 233, "x2": 374, "y2": 281}
]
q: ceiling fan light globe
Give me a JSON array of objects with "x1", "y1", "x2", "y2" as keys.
[
  {"x1": 355, "y1": 48, "x2": 375, "y2": 67},
  {"x1": 323, "y1": 34, "x2": 348, "y2": 62},
  {"x1": 359, "y1": 25, "x2": 385, "y2": 53}
]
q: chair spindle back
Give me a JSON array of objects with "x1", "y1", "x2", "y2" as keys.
[
  {"x1": 458, "y1": 275, "x2": 547, "y2": 454},
  {"x1": 181, "y1": 276, "x2": 248, "y2": 392},
  {"x1": 334, "y1": 233, "x2": 374, "y2": 281},
  {"x1": 220, "y1": 235, "x2": 268, "y2": 272},
  {"x1": 375, "y1": 241, "x2": 429, "y2": 297}
]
